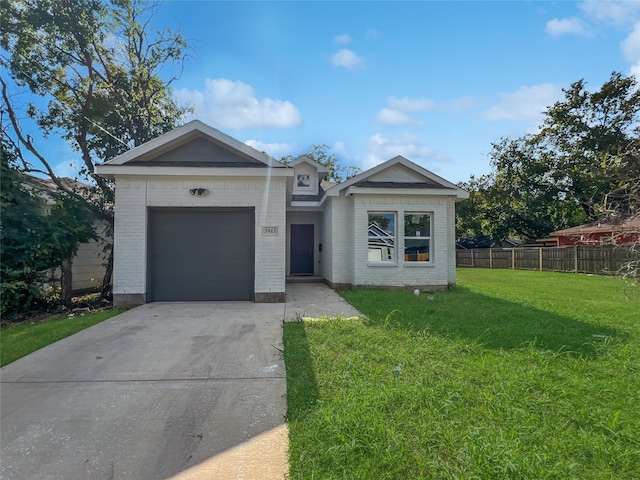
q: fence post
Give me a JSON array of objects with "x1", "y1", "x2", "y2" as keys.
[
  {"x1": 489, "y1": 248, "x2": 493, "y2": 269},
  {"x1": 511, "y1": 248, "x2": 515, "y2": 269},
  {"x1": 574, "y1": 245, "x2": 578, "y2": 273},
  {"x1": 539, "y1": 248, "x2": 543, "y2": 271},
  {"x1": 471, "y1": 249, "x2": 474, "y2": 267}
]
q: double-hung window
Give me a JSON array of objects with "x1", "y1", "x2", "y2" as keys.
[
  {"x1": 368, "y1": 213, "x2": 396, "y2": 262},
  {"x1": 404, "y1": 213, "x2": 431, "y2": 262}
]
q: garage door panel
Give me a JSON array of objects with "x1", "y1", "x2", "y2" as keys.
[
  {"x1": 151, "y1": 281, "x2": 251, "y2": 302},
  {"x1": 147, "y1": 208, "x2": 254, "y2": 301}
]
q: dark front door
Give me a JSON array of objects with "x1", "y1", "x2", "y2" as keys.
[{"x1": 290, "y1": 224, "x2": 314, "y2": 275}]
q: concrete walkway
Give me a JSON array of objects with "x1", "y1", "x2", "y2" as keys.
[
  {"x1": 284, "y1": 282, "x2": 363, "y2": 321},
  {"x1": 0, "y1": 283, "x2": 362, "y2": 480}
]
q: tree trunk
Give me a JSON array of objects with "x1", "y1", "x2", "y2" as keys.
[
  {"x1": 100, "y1": 248, "x2": 113, "y2": 301},
  {"x1": 60, "y1": 257, "x2": 73, "y2": 307}
]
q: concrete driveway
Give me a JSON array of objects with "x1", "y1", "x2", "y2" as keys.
[{"x1": 0, "y1": 283, "x2": 361, "y2": 480}]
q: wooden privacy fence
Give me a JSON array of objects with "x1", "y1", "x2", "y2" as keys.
[{"x1": 456, "y1": 245, "x2": 639, "y2": 275}]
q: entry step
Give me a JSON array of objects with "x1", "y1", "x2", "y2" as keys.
[{"x1": 286, "y1": 276, "x2": 324, "y2": 283}]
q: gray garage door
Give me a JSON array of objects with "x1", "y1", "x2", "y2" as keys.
[{"x1": 147, "y1": 208, "x2": 254, "y2": 301}]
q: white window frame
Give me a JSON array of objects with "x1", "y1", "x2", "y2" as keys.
[{"x1": 403, "y1": 212, "x2": 433, "y2": 264}]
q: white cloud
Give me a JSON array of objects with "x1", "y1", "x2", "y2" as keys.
[
  {"x1": 483, "y1": 83, "x2": 564, "y2": 124},
  {"x1": 332, "y1": 141, "x2": 360, "y2": 167},
  {"x1": 374, "y1": 94, "x2": 482, "y2": 127},
  {"x1": 330, "y1": 49, "x2": 365, "y2": 70},
  {"x1": 244, "y1": 140, "x2": 296, "y2": 159},
  {"x1": 546, "y1": 17, "x2": 588, "y2": 36},
  {"x1": 388, "y1": 96, "x2": 436, "y2": 112},
  {"x1": 376, "y1": 108, "x2": 415, "y2": 126},
  {"x1": 363, "y1": 132, "x2": 442, "y2": 170},
  {"x1": 580, "y1": 0, "x2": 640, "y2": 27},
  {"x1": 375, "y1": 96, "x2": 436, "y2": 127},
  {"x1": 544, "y1": 2, "x2": 640, "y2": 73},
  {"x1": 332, "y1": 141, "x2": 350, "y2": 158},
  {"x1": 573, "y1": 1, "x2": 640, "y2": 75},
  {"x1": 334, "y1": 33, "x2": 351, "y2": 44},
  {"x1": 174, "y1": 78, "x2": 302, "y2": 129},
  {"x1": 621, "y1": 21, "x2": 640, "y2": 73}
]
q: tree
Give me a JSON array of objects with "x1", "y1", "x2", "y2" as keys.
[
  {"x1": 458, "y1": 72, "x2": 640, "y2": 242},
  {"x1": 603, "y1": 138, "x2": 640, "y2": 286},
  {"x1": 1, "y1": 144, "x2": 95, "y2": 315},
  {"x1": 282, "y1": 144, "x2": 361, "y2": 183},
  {"x1": 602, "y1": 138, "x2": 640, "y2": 218},
  {"x1": 1, "y1": 144, "x2": 53, "y2": 315},
  {"x1": 456, "y1": 174, "x2": 510, "y2": 241},
  {"x1": 532, "y1": 72, "x2": 640, "y2": 221},
  {"x1": 1, "y1": 0, "x2": 190, "y2": 299}
]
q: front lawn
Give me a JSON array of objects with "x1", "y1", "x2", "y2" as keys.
[
  {"x1": 1, "y1": 309, "x2": 125, "y2": 367},
  {"x1": 284, "y1": 269, "x2": 640, "y2": 479}
]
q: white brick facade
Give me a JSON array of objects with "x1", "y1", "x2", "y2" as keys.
[
  {"x1": 323, "y1": 194, "x2": 457, "y2": 289},
  {"x1": 113, "y1": 175, "x2": 287, "y2": 303},
  {"x1": 321, "y1": 197, "x2": 354, "y2": 286}
]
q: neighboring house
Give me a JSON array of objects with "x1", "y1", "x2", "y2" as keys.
[
  {"x1": 550, "y1": 215, "x2": 640, "y2": 246},
  {"x1": 456, "y1": 236, "x2": 522, "y2": 249},
  {"x1": 65, "y1": 221, "x2": 110, "y2": 292},
  {"x1": 530, "y1": 238, "x2": 561, "y2": 248},
  {"x1": 23, "y1": 175, "x2": 110, "y2": 293},
  {"x1": 95, "y1": 120, "x2": 468, "y2": 307}
]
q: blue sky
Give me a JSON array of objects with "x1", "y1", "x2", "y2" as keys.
[{"x1": 15, "y1": 1, "x2": 640, "y2": 184}]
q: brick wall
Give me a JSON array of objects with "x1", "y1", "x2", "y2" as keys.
[
  {"x1": 327, "y1": 193, "x2": 456, "y2": 289},
  {"x1": 320, "y1": 200, "x2": 333, "y2": 281},
  {"x1": 113, "y1": 177, "x2": 147, "y2": 303},
  {"x1": 113, "y1": 175, "x2": 287, "y2": 305},
  {"x1": 323, "y1": 196, "x2": 354, "y2": 286}
]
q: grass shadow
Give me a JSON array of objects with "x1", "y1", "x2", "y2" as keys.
[
  {"x1": 283, "y1": 319, "x2": 320, "y2": 418},
  {"x1": 341, "y1": 287, "x2": 626, "y2": 359}
]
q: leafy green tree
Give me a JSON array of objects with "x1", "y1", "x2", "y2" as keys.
[
  {"x1": 1, "y1": 144, "x2": 95, "y2": 315},
  {"x1": 1, "y1": 0, "x2": 190, "y2": 297},
  {"x1": 456, "y1": 174, "x2": 509, "y2": 241},
  {"x1": 458, "y1": 72, "x2": 640, "y2": 242},
  {"x1": 601, "y1": 138, "x2": 640, "y2": 218},
  {"x1": 530, "y1": 72, "x2": 640, "y2": 221},
  {"x1": 282, "y1": 144, "x2": 361, "y2": 183},
  {"x1": 1, "y1": 145, "x2": 53, "y2": 315}
]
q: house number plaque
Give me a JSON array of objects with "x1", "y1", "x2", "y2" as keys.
[{"x1": 262, "y1": 226, "x2": 278, "y2": 236}]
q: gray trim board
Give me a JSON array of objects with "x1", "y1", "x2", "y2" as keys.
[{"x1": 353, "y1": 181, "x2": 453, "y2": 189}]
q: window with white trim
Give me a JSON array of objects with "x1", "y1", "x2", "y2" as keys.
[
  {"x1": 368, "y1": 213, "x2": 396, "y2": 262},
  {"x1": 404, "y1": 213, "x2": 431, "y2": 262}
]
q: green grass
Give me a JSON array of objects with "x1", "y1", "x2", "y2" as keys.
[
  {"x1": 1, "y1": 309, "x2": 125, "y2": 367},
  {"x1": 284, "y1": 269, "x2": 640, "y2": 479}
]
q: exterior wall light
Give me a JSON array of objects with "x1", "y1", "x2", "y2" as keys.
[{"x1": 189, "y1": 188, "x2": 209, "y2": 196}]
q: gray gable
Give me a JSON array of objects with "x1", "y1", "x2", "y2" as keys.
[
  {"x1": 326, "y1": 156, "x2": 468, "y2": 200},
  {"x1": 125, "y1": 135, "x2": 266, "y2": 167}
]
